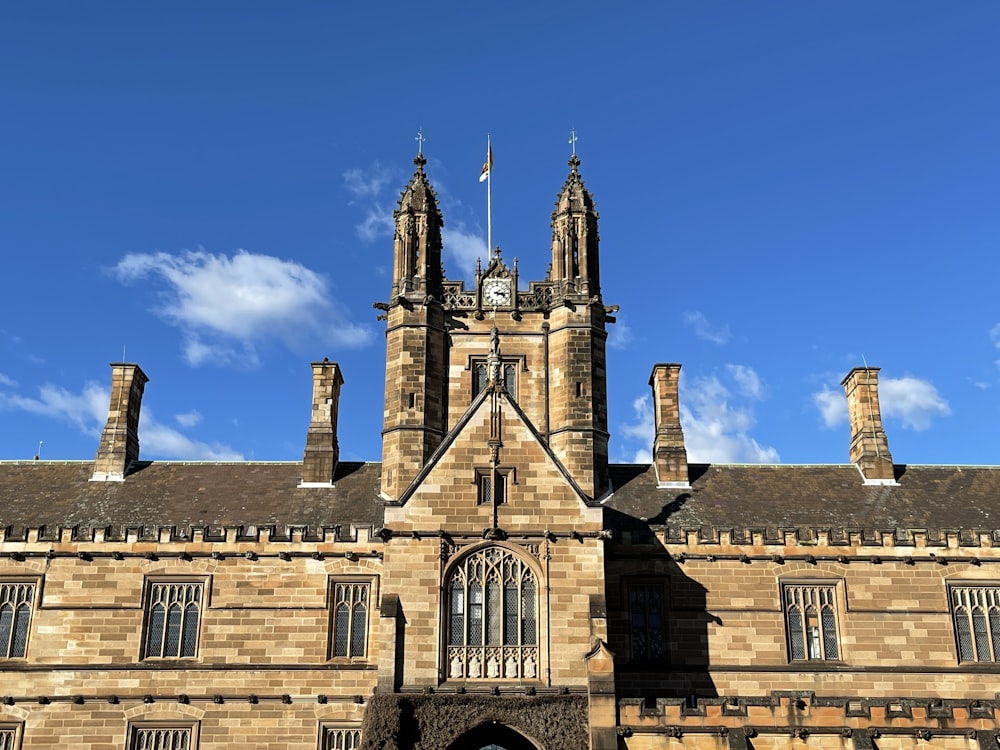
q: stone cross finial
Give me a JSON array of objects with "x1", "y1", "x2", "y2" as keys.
[
  {"x1": 415, "y1": 128, "x2": 425, "y2": 154},
  {"x1": 569, "y1": 129, "x2": 578, "y2": 156}
]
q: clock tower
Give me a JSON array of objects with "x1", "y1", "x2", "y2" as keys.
[{"x1": 379, "y1": 149, "x2": 612, "y2": 502}]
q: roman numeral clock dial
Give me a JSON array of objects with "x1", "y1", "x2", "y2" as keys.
[{"x1": 483, "y1": 278, "x2": 512, "y2": 306}]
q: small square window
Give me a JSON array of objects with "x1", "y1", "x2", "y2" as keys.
[
  {"x1": 475, "y1": 469, "x2": 513, "y2": 505},
  {"x1": 331, "y1": 581, "x2": 370, "y2": 658},
  {"x1": 950, "y1": 584, "x2": 1000, "y2": 662},
  {"x1": 628, "y1": 580, "x2": 667, "y2": 661},
  {"x1": 129, "y1": 724, "x2": 196, "y2": 750},
  {"x1": 0, "y1": 580, "x2": 36, "y2": 659},
  {"x1": 320, "y1": 724, "x2": 362, "y2": 750},
  {"x1": 783, "y1": 582, "x2": 841, "y2": 661},
  {"x1": 143, "y1": 580, "x2": 205, "y2": 659}
]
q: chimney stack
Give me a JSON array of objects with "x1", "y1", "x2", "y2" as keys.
[
  {"x1": 92, "y1": 363, "x2": 148, "y2": 481},
  {"x1": 300, "y1": 359, "x2": 344, "y2": 486},
  {"x1": 841, "y1": 367, "x2": 896, "y2": 484},
  {"x1": 649, "y1": 364, "x2": 689, "y2": 488}
]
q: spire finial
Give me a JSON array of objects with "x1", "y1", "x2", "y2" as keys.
[
  {"x1": 568, "y1": 128, "x2": 578, "y2": 156},
  {"x1": 415, "y1": 128, "x2": 426, "y2": 155}
]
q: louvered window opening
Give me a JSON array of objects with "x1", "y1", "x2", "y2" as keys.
[
  {"x1": 784, "y1": 584, "x2": 839, "y2": 661},
  {"x1": 145, "y1": 583, "x2": 203, "y2": 659},
  {"x1": 951, "y1": 586, "x2": 1000, "y2": 662},
  {"x1": 447, "y1": 547, "x2": 538, "y2": 680},
  {"x1": 473, "y1": 362, "x2": 517, "y2": 398},
  {"x1": 332, "y1": 583, "x2": 369, "y2": 658},
  {"x1": 324, "y1": 728, "x2": 362, "y2": 750},
  {"x1": 0, "y1": 582, "x2": 34, "y2": 659},
  {"x1": 0, "y1": 728, "x2": 16, "y2": 750},
  {"x1": 131, "y1": 727, "x2": 191, "y2": 750},
  {"x1": 629, "y1": 583, "x2": 665, "y2": 660}
]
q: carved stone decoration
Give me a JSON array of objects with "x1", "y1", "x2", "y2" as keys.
[
  {"x1": 450, "y1": 654, "x2": 463, "y2": 679},
  {"x1": 524, "y1": 656, "x2": 536, "y2": 678},
  {"x1": 505, "y1": 655, "x2": 518, "y2": 678},
  {"x1": 468, "y1": 656, "x2": 481, "y2": 679}
]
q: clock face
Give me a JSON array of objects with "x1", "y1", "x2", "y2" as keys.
[{"x1": 483, "y1": 278, "x2": 512, "y2": 306}]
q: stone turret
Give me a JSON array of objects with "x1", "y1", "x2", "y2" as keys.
[{"x1": 549, "y1": 154, "x2": 600, "y2": 299}]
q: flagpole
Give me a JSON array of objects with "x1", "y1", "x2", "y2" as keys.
[{"x1": 486, "y1": 133, "x2": 492, "y2": 256}]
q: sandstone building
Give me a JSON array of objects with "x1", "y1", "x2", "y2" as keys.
[{"x1": 2, "y1": 151, "x2": 1000, "y2": 750}]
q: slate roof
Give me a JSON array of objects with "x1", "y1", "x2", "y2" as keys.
[
  {"x1": 0, "y1": 460, "x2": 383, "y2": 539},
  {"x1": 2, "y1": 460, "x2": 999, "y2": 540},
  {"x1": 606, "y1": 463, "x2": 1000, "y2": 540}
]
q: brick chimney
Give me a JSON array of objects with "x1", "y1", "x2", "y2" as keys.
[
  {"x1": 92, "y1": 363, "x2": 148, "y2": 482},
  {"x1": 841, "y1": 367, "x2": 896, "y2": 484},
  {"x1": 649, "y1": 364, "x2": 689, "y2": 488},
  {"x1": 300, "y1": 359, "x2": 344, "y2": 486}
]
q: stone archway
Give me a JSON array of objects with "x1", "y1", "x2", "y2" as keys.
[{"x1": 446, "y1": 722, "x2": 542, "y2": 750}]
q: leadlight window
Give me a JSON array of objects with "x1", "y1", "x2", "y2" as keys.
[
  {"x1": 0, "y1": 581, "x2": 35, "y2": 659},
  {"x1": 331, "y1": 582, "x2": 369, "y2": 658},
  {"x1": 476, "y1": 469, "x2": 510, "y2": 506},
  {"x1": 950, "y1": 585, "x2": 1000, "y2": 662},
  {"x1": 628, "y1": 581, "x2": 666, "y2": 661},
  {"x1": 446, "y1": 546, "x2": 538, "y2": 680},
  {"x1": 0, "y1": 725, "x2": 19, "y2": 750},
  {"x1": 129, "y1": 726, "x2": 193, "y2": 750},
  {"x1": 321, "y1": 726, "x2": 362, "y2": 750},
  {"x1": 144, "y1": 581, "x2": 204, "y2": 659},
  {"x1": 783, "y1": 583, "x2": 840, "y2": 661},
  {"x1": 472, "y1": 361, "x2": 517, "y2": 399}
]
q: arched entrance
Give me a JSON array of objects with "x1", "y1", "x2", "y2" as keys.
[{"x1": 446, "y1": 722, "x2": 542, "y2": 750}]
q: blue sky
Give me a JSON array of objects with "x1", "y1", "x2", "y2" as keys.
[{"x1": 1, "y1": 2, "x2": 998, "y2": 467}]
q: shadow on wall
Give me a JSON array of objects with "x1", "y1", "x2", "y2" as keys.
[{"x1": 604, "y1": 507, "x2": 719, "y2": 702}]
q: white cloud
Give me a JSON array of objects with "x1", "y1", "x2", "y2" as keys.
[
  {"x1": 139, "y1": 414, "x2": 243, "y2": 461},
  {"x1": 990, "y1": 323, "x2": 1000, "y2": 347},
  {"x1": 607, "y1": 319, "x2": 633, "y2": 350},
  {"x1": 813, "y1": 387, "x2": 847, "y2": 428},
  {"x1": 0, "y1": 382, "x2": 108, "y2": 434},
  {"x1": 726, "y1": 364, "x2": 763, "y2": 399},
  {"x1": 356, "y1": 205, "x2": 394, "y2": 242},
  {"x1": 682, "y1": 310, "x2": 731, "y2": 345},
  {"x1": 880, "y1": 376, "x2": 950, "y2": 430},
  {"x1": 0, "y1": 380, "x2": 242, "y2": 460},
  {"x1": 813, "y1": 375, "x2": 950, "y2": 431},
  {"x1": 443, "y1": 224, "x2": 487, "y2": 280},
  {"x1": 619, "y1": 366, "x2": 779, "y2": 464},
  {"x1": 113, "y1": 249, "x2": 370, "y2": 365},
  {"x1": 343, "y1": 163, "x2": 394, "y2": 200},
  {"x1": 0, "y1": 373, "x2": 17, "y2": 387},
  {"x1": 175, "y1": 410, "x2": 202, "y2": 428}
]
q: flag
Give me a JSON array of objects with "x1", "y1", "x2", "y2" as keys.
[{"x1": 479, "y1": 144, "x2": 493, "y2": 182}]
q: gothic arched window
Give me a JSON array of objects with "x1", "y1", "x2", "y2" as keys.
[{"x1": 445, "y1": 546, "x2": 538, "y2": 680}]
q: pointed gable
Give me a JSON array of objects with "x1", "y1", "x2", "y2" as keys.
[{"x1": 383, "y1": 388, "x2": 601, "y2": 533}]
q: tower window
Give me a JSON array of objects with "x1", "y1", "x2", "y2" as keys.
[
  {"x1": 471, "y1": 360, "x2": 518, "y2": 399},
  {"x1": 783, "y1": 582, "x2": 841, "y2": 661}
]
